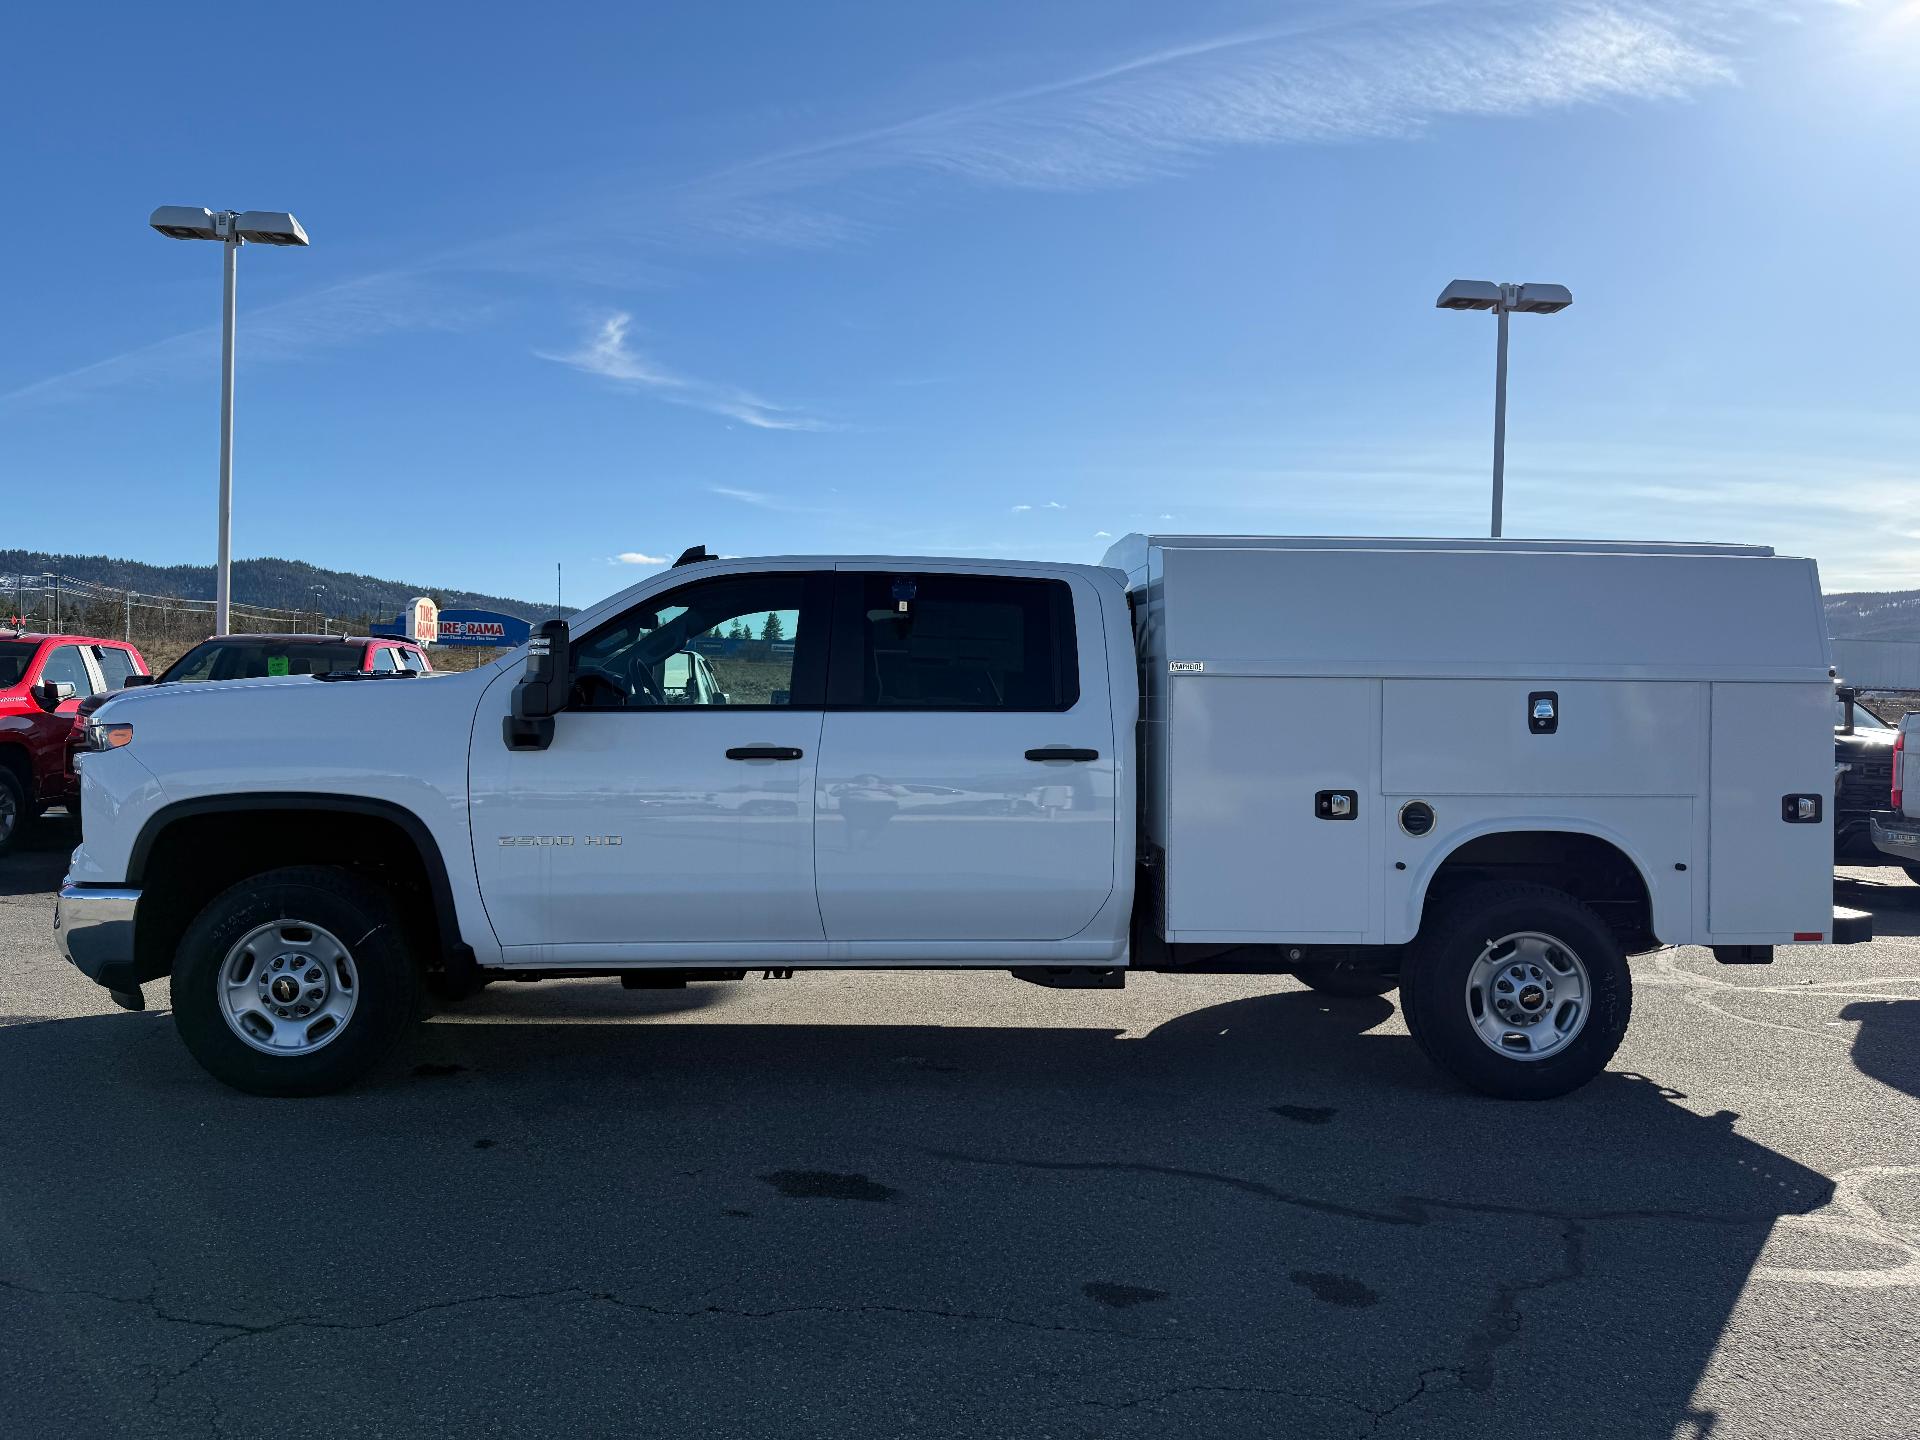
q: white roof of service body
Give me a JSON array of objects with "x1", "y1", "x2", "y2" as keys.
[{"x1": 1103, "y1": 533, "x2": 1830, "y2": 684}]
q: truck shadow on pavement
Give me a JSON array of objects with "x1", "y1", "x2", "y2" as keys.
[
  {"x1": 0, "y1": 810, "x2": 74, "y2": 897},
  {"x1": 1839, "y1": 998, "x2": 1920, "y2": 1099},
  {"x1": 0, "y1": 984, "x2": 1852, "y2": 1440}
]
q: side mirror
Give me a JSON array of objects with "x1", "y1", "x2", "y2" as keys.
[
  {"x1": 504, "y1": 620, "x2": 571, "y2": 751},
  {"x1": 30, "y1": 681, "x2": 76, "y2": 713},
  {"x1": 123, "y1": 674, "x2": 154, "y2": 689},
  {"x1": 1836, "y1": 685, "x2": 1856, "y2": 736}
]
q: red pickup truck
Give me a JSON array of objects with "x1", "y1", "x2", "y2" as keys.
[{"x1": 0, "y1": 631, "x2": 148, "y2": 854}]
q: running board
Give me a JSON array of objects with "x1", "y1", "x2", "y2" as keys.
[{"x1": 1011, "y1": 967, "x2": 1125, "y2": 990}]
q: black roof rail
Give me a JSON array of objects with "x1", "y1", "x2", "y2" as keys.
[{"x1": 673, "y1": 545, "x2": 714, "y2": 568}]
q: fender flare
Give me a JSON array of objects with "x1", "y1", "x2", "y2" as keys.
[
  {"x1": 1403, "y1": 815, "x2": 1668, "y2": 943},
  {"x1": 127, "y1": 792, "x2": 463, "y2": 957}
]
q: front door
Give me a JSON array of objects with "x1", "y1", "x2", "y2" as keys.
[
  {"x1": 813, "y1": 567, "x2": 1117, "y2": 943},
  {"x1": 472, "y1": 570, "x2": 832, "y2": 956}
]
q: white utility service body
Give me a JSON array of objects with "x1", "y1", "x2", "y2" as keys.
[
  {"x1": 56, "y1": 535, "x2": 1869, "y2": 1099},
  {"x1": 1114, "y1": 534, "x2": 1838, "y2": 950}
]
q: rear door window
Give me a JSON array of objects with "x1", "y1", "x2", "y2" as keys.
[
  {"x1": 93, "y1": 646, "x2": 141, "y2": 688},
  {"x1": 833, "y1": 572, "x2": 1079, "y2": 711}
]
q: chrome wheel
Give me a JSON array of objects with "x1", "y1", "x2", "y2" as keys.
[
  {"x1": 218, "y1": 920, "x2": 359, "y2": 1057},
  {"x1": 1463, "y1": 931, "x2": 1590, "y2": 1061}
]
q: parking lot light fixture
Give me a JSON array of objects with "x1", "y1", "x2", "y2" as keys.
[
  {"x1": 149, "y1": 205, "x2": 310, "y2": 635},
  {"x1": 1436, "y1": 279, "x2": 1572, "y2": 539}
]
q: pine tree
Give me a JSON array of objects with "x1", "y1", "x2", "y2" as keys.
[{"x1": 760, "y1": 612, "x2": 785, "y2": 643}]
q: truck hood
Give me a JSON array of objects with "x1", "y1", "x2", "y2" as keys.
[
  {"x1": 1836, "y1": 728, "x2": 1897, "y2": 754},
  {"x1": 91, "y1": 667, "x2": 501, "y2": 802}
]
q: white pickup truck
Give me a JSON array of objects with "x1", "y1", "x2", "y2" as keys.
[
  {"x1": 1870, "y1": 711, "x2": 1920, "y2": 881},
  {"x1": 57, "y1": 534, "x2": 1871, "y2": 1100}
]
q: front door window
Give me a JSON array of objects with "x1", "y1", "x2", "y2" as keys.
[{"x1": 570, "y1": 573, "x2": 823, "y2": 710}]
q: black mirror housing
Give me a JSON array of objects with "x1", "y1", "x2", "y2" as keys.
[
  {"x1": 1836, "y1": 684, "x2": 1856, "y2": 736},
  {"x1": 504, "y1": 619, "x2": 571, "y2": 751},
  {"x1": 123, "y1": 674, "x2": 154, "y2": 688}
]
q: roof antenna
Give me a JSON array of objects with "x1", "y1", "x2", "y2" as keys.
[{"x1": 673, "y1": 545, "x2": 713, "y2": 568}]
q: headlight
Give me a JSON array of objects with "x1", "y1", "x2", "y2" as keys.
[{"x1": 83, "y1": 721, "x2": 134, "y2": 752}]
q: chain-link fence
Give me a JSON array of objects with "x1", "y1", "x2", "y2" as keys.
[{"x1": 2, "y1": 573, "x2": 369, "y2": 674}]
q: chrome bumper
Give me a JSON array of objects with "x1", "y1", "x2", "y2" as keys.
[{"x1": 54, "y1": 881, "x2": 142, "y2": 992}]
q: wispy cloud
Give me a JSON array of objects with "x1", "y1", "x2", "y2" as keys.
[
  {"x1": 1010, "y1": 503, "x2": 1032, "y2": 513},
  {"x1": 708, "y1": 483, "x2": 839, "y2": 516},
  {"x1": 708, "y1": 2, "x2": 1739, "y2": 205},
  {"x1": 1011, "y1": 499, "x2": 1066, "y2": 512},
  {"x1": 611, "y1": 551, "x2": 666, "y2": 565},
  {"x1": 537, "y1": 313, "x2": 829, "y2": 431},
  {"x1": 0, "y1": 270, "x2": 487, "y2": 410},
  {"x1": 1, "y1": 2, "x2": 1777, "y2": 411}
]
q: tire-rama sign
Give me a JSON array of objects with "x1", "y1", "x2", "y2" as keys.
[{"x1": 435, "y1": 609, "x2": 532, "y2": 647}]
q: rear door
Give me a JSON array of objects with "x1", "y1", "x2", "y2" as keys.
[
  {"x1": 90, "y1": 644, "x2": 146, "y2": 688},
  {"x1": 813, "y1": 567, "x2": 1116, "y2": 944}
]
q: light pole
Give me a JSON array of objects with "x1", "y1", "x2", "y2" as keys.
[
  {"x1": 149, "y1": 206, "x2": 310, "y2": 635},
  {"x1": 1436, "y1": 279, "x2": 1572, "y2": 538}
]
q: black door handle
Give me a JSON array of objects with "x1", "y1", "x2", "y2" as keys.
[
  {"x1": 726, "y1": 746, "x2": 804, "y2": 761},
  {"x1": 1025, "y1": 747, "x2": 1099, "y2": 762}
]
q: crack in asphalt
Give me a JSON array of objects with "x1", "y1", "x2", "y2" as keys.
[
  {"x1": 918, "y1": 1148, "x2": 1795, "y2": 1230},
  {"x1": 918, "y1": 1146, "x2": 1794, "y2": 1426},
  {"x1": 0, "y1": 1148, "x2": 1825, "y2": 1435},
  {"x1": 2, "y1": 1271, "x2": 1175, "y2": 1434}
]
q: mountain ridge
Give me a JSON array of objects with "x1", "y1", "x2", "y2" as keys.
[{"x1": 1, "y1": 551, "x2": 570, "y2": 623}]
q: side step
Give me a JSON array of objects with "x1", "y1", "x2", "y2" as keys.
[{"x1": 1011, "y1": 966, "x2": 1125, "y2": 990}]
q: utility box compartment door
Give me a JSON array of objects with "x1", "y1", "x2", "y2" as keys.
[
  {"x1": 1708, "y1": 682, "x2": 1834, "y2": 938},
  {"x1": 1166, "y1": 677, "x2": 1376, "y2": 940},
  {"x1": 1382, "y1": 681, "x2": 1704, "y2": 796}
]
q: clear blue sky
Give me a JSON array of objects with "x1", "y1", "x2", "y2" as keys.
[{"x1": 4, "y1": 0, "x2": 1917, "y2": 605}]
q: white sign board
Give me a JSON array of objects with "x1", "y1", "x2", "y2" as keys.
[{"x1": 406, "y1": 596, "x2": 439, "y2": 645}]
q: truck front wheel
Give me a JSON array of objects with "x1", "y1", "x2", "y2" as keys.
[
  {"x1": 171, "y1": 866, "x2": 421, "y2": 1096},
  {"x1": 0, "y1": 767, "x2": 27, "y2": 857},
  {"x1": 1402, "y1": 883, "x2": 1630, "y2": 1100}
]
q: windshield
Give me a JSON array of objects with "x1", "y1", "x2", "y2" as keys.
[
  {"x1": 161, "y1": 640, "x2": 367, "y2": 682},
  {"x1": 1839, "y1": 700, "x2": 1891, "y2": 731},
  {"x1": 0, "y1": 640, "x2": 37, "y2": 688}
]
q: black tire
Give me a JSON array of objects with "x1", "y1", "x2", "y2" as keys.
[
  {"x1": 0, "y1": 766, "x2": 28, "y2": 858},
  {"x1": 1293, "y1": 959, "x2": 1398, "y2": 997},
  {"x1": 171, "y1": 866, "x2": 421, "y2": 1096},
  {"x1": 1904, "y1": 863, "x2": 1920, "y2": 888},
  {"x1": 1403, "y1": 882, "x2": 1630, "y2": 1101}
]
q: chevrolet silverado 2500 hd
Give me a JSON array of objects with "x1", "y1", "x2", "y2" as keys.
[{"x1": 56, "y1": 535, "x2": 1872, "y2": 1099}]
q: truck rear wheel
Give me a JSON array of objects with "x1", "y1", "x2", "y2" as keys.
[
  {"x1": 1403, "y1": 883, "x2": 1630, "y2": 1100},
  {"x1": 171, "y1": 866, "x2": 421, "y2": 1096},
  {"x1": 1293, "y1": 959, "x2": 1398, "y2": 997}
]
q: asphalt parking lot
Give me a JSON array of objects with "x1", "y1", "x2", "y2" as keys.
[{"x1": 2, "y1": 813, "x2": 1916, "y2": 1440}]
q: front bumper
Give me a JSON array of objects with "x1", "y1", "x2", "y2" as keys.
[
  {"x1": 1871, "y1": 811, "x2": 1920, "y2": 866},
  {"x1": 54, "y1": 881, "x2": 142, "y2": 993}
]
